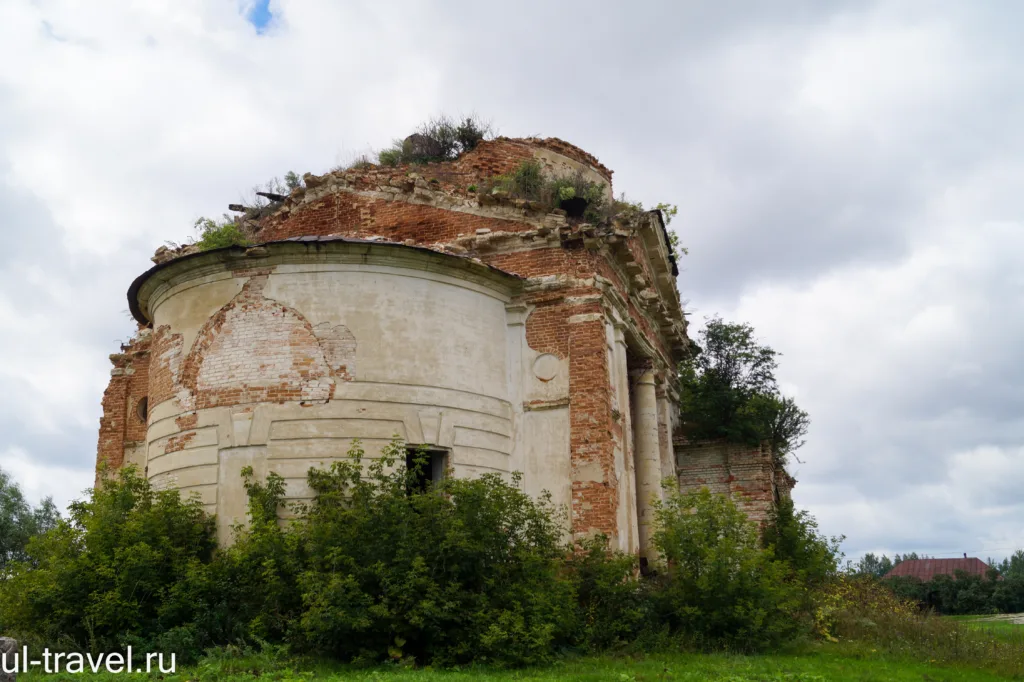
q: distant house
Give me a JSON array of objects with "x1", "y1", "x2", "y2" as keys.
[{"x1": 884, "y1": 557, "x2": 994, "y2": 581}]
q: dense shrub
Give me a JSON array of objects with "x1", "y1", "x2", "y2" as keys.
[
  {"x1": 0, "y1": 446, "x2": 842, "y2": 666},
  {"x1": 813, "y1": 573, "x2": 915, "y2": 642},
  {"x1": 763, "y1": 496, "x2": 843, "y2": 589},
  {"x1": 157, "y1": 468, "x2": 305, "y2": 655},
  {"x1": 883, "y1": 570, "x2": 1002, "y2": 616},
  {"x1": 993, "y1": 569, "x2": 1024, "y2": 613},
  {"x1": 294, "y1": 440, "x2": 574, "y2": 667},
  {"x1": 0, "y1": 467, "x2": 216, "y2": 652},
  {"x1": 649, "y1": 488, "x2": 805, "y2": 651},
  {"x1": 822, "y1": 575, "x2": 1024, "y2": 677},
  {"x1": 563, "y1": 536, "x2": 653, "y2": 651}
]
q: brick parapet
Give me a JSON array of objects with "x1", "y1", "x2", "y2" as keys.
[{"x1": 675, "y1": 438, "x2": 793, "y2": 524}]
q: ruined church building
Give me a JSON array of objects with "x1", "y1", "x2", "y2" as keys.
[{"x1": 97, "y1": 136, "x2": 792, "y2": 559}]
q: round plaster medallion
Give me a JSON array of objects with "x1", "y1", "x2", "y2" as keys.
[{"x1": 532, "y1": 353, "x2": 560, "y2": 382}]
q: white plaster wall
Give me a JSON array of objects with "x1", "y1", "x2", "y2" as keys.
[
  {"x1": 264, "y1": 264, "x2": 509, "y2": 396},
  {"x1": 141, "y1": 247, "x2": 532, "y2": 543},
  {"x1": 504, "y1": 303, "x2": 572, "y2": 534}
]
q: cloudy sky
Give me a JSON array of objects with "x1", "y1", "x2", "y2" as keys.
[{"x1": 1, "y1": 0, "x2": 1021, "y2": 563}]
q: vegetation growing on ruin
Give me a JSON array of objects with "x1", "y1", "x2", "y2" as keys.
[
  {"x1": 193, "y1": 216, "x2": 250, "y2": 251},
  {"x1": 191, "y1": 173, "x2": 302, "y2": 251},
  {"x1": 378, "y1": 114, "x2": 493, "y2": 166},
  {"x1": 678, "y1": 317, "x2": 810, "y2": 461},
  {"x1": 485, "y1": 159, "x2": 608, "y2": 222},
  {"x1": 609, "y1": 194, "x2": 686, "y2": 261}
]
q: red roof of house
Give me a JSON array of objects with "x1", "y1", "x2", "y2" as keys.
[{"x1": 884, "y1": 558, "x2": 992, "y2": 581}]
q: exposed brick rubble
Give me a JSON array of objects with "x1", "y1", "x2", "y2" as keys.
[{"x1": 96, "y1": 326, "x2": 151, "y2": 480}]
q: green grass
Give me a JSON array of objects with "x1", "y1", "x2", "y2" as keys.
[
  {"x1": 948, "y1": 614, "x2": 1024, "y2": 644},
  {"x1": 23, "y1": 645, "x2": 1021, "y2": 681}
]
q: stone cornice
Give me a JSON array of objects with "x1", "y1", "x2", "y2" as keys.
[{"x1": 130, "y1": 238, "x2": 523, "y2": 325}]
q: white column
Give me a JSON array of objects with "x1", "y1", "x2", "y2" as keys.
[
  {"x1": 656, "y1": 378, "x2": 676, "y2": 483},
  {"x1": 632, "y1": 368, "x2": 661, "y2": 562},
  {"x1": 612, "y1": 324, "x2": 638, "y2": 554}
]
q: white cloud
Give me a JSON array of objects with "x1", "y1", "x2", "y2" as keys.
[{"x1": 0, "y1": 448, "x2": 92, "y2": 512}]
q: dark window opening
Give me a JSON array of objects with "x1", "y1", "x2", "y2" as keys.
[
  {"x1": 136, "y1": 397, "x2": 149, "y2": 423},
  {"x1": 405, "y1": 446, "x2": 447, "y2": 494}
]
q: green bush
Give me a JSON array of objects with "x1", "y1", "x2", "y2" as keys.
[
  {"x1": 193, "y1": 217, "x2": 251, "y2": 251},
  {"x1": 564, "y1": 536, "x2": 654, "y2": 651},
  {"x1": 294, "y1": 439, "x2": 574, "y2": 667},
  {"x1": 0, "y1": 467, "x2": 216, "y2": 653},
  {"x1": 763, "y1": 496, "x2": 843, "y2": 589},
  {"x1": 0, "y1": 443, "x2": 837, "y2": 666},
  {"x1": 650, "y1": 488, "x2": 804, "y2": 651},
  {"x1": 883, "y1": 570, "x2": 1001, "y2": 616},
  {"x1": 491, "y1": 159, "x2": 545, "y2": 200},
  {"x1": 377, "y1": 145, "x2": 405, "y2": 167},
  {"x1": 158, "y1": 468, "x2": 305, "y2": 655},
  {"x1": 545, "y1": 168, "x2": 606, "y2": 221}
]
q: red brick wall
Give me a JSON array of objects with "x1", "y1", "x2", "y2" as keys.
[
  {"x1": 95, "y1": 331, "x2": 151, "y2": 479},
  {"x1": 568, "y1": 313, "x2": 619, "y2": 537},
  {"x1": 178, "y1": 274, "x2": 337, "y2": 410},
  {"x1": 675, "y1": 439, "x2": 790, "y2": 523},
  {"x1": 258, "y1": 190, "x2": 531, "y2": 244}
]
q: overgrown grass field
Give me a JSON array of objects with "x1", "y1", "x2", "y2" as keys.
[
  {"x1": 951, "y1": 614, "x2": 1024, "y2": 644},
  {"x1": 21, "y1": 645, "x2": 1022, "y2": 681}
]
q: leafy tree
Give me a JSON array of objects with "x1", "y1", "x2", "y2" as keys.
[
  {"x1": 0, "y1": 467, "x2": 216, "y2": 652},
  {"x1": 893, "y1": 552, "x2": 920, "y2": 565},
  {"x1": 995, "y1": 550, "x2": 1024, "y2": 578},
  {"x1": 0, "y1": 467, "x2": 60, "y2": 569},
  {"x1": 993, "y1": 552, "x2": 1024, "y2": 613},
  {"x1": 679, "y1": 318, "x2": 809, "y2": 459},
  {"x1": 851, "y1": 552, "x2": 895, "y2": 579}
]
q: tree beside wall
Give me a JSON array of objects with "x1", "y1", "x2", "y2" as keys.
[{"x1": 678, "y1": 317, "x2": 809, "y2": 462}]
